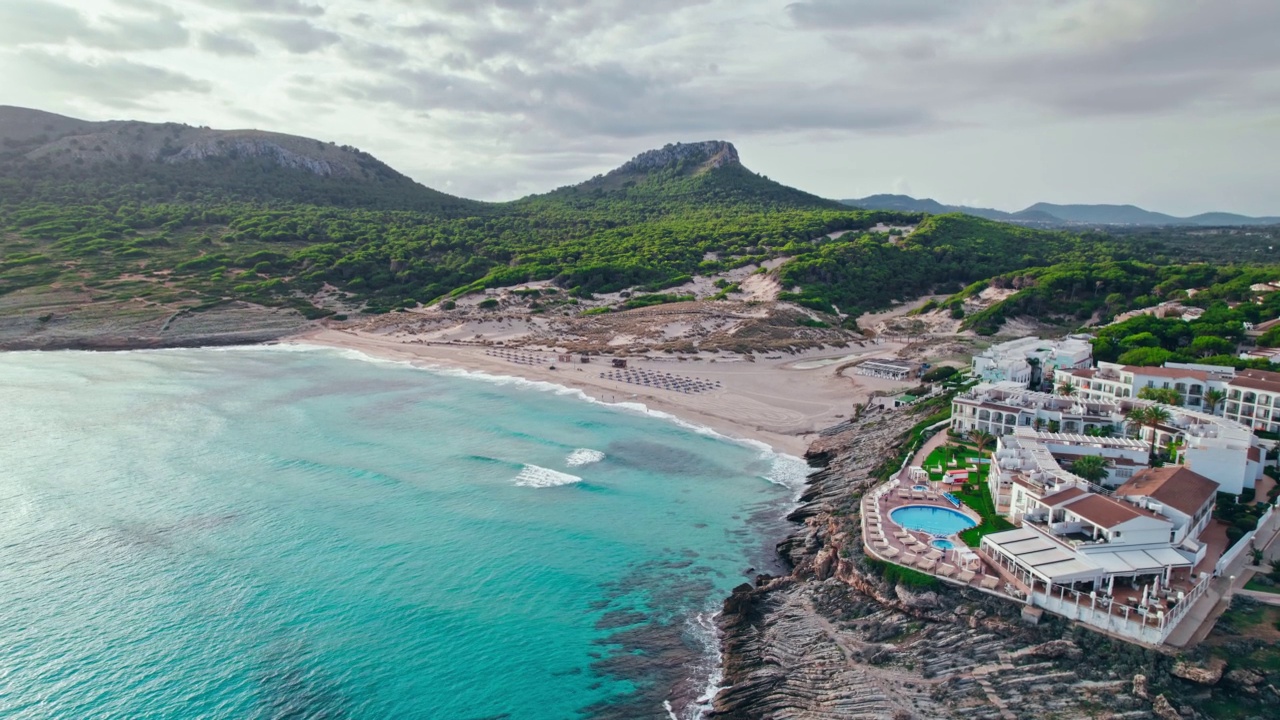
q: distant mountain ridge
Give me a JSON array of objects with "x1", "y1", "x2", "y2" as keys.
[
  {"x1": 842, "y1": 194, "x2": 1280, "y2": 227},
  {"x1": 0, "y1": 105, "x2": 476, "y2": 212}
]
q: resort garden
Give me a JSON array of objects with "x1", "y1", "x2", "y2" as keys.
[{"x1": 922, "y1": 437, "x2": 1014, "y2": 547}]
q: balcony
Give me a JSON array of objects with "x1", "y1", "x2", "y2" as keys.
[{"x1": 1024, "y1": 516, "x2": 1110, "y2": 549}]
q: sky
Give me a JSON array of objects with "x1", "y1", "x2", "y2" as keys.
[{"x1": 1, "y1": 0, "x2": 1277, "y2": 215}]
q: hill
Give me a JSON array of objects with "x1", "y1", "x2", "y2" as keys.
[
  {"x1": 0, "y1": 106, "x2": 478, "y2": 213},
  {"x1": 843, "y1": 194, "x2": 1280, "y2": 227},
  {"x1": 1, "y1": 105, "x2": 1274, "y2": 350},
  {"x1": 526, "y1": 141, "x2": 845, "y2": 212}
]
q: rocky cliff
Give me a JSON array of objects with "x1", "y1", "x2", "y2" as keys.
[
  {"x1": 614, "y1": 141, "x2": 741, "y2": 176},
  {"x1": 705, "y1": 407, "x2": 1195, "y2": 719}
]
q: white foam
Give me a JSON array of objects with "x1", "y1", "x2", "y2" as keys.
[
  {"x1": 513, "y1": 464, "x2": 583, "y2": 488},
  {"x1": 683, "y1": 610, "x2": 725, "y2": 720},
  {"x1": 282, "y1": 344, "x2": 814, "y2": 495},
  {"x1": 761, "y1": 453, "x2": 813, "y2": 494},
  {"x1": 566, "y1": 448, "x2": 606, "y2": 467}
]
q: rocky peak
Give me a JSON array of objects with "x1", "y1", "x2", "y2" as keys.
[{"x1": 614, "y1": 141, "x2": 740, "y2": 175}]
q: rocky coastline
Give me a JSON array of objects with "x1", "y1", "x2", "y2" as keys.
[
  {"x1": 0, "y1": 301, "x2": 310, "y2": 351},
  {"x1": 703, "y1": 408, "x2": 1207, "y2": 720}
]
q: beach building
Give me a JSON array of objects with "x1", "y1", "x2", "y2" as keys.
[
  {"x1": 977, "y1": 441, "x2": 1224, "y2": 645},
  {"x1": 1056, "y1": 362, "x2": 1280, "y2": 435},
  {"x1": 952, "y1": 383, "x2": 1264, "y2": 494},
  {"x1": 971, "y1": 335, "x2": 1094, "y2": 385},
  {"x1": 856, "y1": 359, "x2": 919, "y2": 381}
]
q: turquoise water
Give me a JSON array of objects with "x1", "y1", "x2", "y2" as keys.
[
  {"x1": 0, "y1": 346, "x2": 806, "y2": 719},
  {"x1": 931, "y1": 539, "x2": 955, "y2": 550},
  {"x1": 890, "y1": 506, "x2": 977, "y2": 536}
]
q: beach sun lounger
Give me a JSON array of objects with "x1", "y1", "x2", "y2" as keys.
[
  {"x1": 881, "y1": 547, "x2": 900, "y2": 559},
  {"x1": 917, "y1": 558, "x2": 937, "y2": 572},
  {"x1": 980, "y1": 576, "x2": 1000, "y2": 590},
  {"x1": 937, "y1": 564, "x2": 957, "y2": 577},
  {"x1": 956, "y1": 570, "x2": 976, "y2": 583}
]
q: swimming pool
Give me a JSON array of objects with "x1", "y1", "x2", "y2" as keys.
[
  {"x1": 931, "y1": 539, "x2": 955, "y2": 550},
  {"x1": 890, "y1": 506, "x2": 977, "y2": 536}
]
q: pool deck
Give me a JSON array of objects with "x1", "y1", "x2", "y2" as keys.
[{"x1": 862, "y1": 477, "x2": 1017, "y2": 596}]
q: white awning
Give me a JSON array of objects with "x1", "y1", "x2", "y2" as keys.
[
  {"x1": 982, "y1": 529, "x2": 1102, "y2": 583},
  {"x1": 1115, "y1": 550, "x2": 1170, "y2": 574},
  {"x1": 1143, "y1": 547, "x2": 1194, "y2": 568}
]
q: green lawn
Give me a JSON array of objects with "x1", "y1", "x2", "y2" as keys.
[
  {"x1": 953, "y1": 481, "x2": 1015, "y2": 547},
  {"x1": 1245, "y1": 578, "x2": 1280, "y2": 595},
  {"x1": 922, "y1": 443, "x2": 990, "y2": 484}
]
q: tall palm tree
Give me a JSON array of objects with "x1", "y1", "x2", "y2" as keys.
[
  {"x1": 1203, "y1": 388, "x2": 1227, "y2": 415},
  {"x1": 1129, "y1": 405, "x2": 1173, "y2": 458},
  {"x1": 1125, "y1": 406, "x2": 1150, "y2": 440},
  {"x1": 968, "y1": 428, "x2": 996, "y2": 456},
  {"x1": 1071, "y1": 454, "x2": 1110, "y2": 484}
]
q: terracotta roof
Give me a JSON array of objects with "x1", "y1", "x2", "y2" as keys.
[
  {"x1": 1231, "y1": 369, "x2": 1280, "y2": 394},
  {"x1": 1039, "y1": 487, "x2": 1088, "y2": 507},
  {"x1": 1115, "y1": 466, "x2": 1219, "y2": 517},
  {"x1": 1123, "y1": 366, "x2": 1209, "y2": 381},
  {"x1": 1251, "y1": 318, "x2": 1280, "y2": 333},
  {"x1": 1062, "y1": 493, "x2": 1168, "y2": 529}
]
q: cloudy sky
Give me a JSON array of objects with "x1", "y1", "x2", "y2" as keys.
[{"x1": 1, "y1": 0, "x2": 1277, "y2": 214}]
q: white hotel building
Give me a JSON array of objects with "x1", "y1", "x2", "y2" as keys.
[
  {"x1": 951, "y1": 383, "x2": 1264, "y2": 494},
  {"x1": 972, "y1": 335, "x2": 1095, "y2": 385},
  {"x1": 1055, "y1": 362, "x2": 1280, "y2": 436}
]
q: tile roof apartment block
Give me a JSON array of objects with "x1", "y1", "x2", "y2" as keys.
[
  {"x1": 970, "y1": 424, "x2": 1230, "y2": 644},
  {"x1": 952, "y1": 382, "x2": 1264, "y2": 494},
  {"x1": 1056, "y1": 361, "x2": 1280, "y2": 435}
]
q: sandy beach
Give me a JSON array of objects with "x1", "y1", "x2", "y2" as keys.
[{"x1": 292, "y1": 328, "x2": 916, "y2": 457}]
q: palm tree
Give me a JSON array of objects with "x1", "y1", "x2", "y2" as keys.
[
  {"x1": 1125, "y1": 406, "x2": 1150, "y2": 440},
  {"x1": 1128, "y1": 405, "x2": 1172, "y2": 458},
  {"x1": 1057, "y1": 379, "x2": 1078, "y2": 397},
  {"x1": 1203, "y1": 388, "x2": 1226, "y2": 415},
  {"x1": 1071, "y1": 454, "x2": 1110, "y2": 484},
  {"x1": 968, "y1": 429, "x2": 996, "y2": 456}
]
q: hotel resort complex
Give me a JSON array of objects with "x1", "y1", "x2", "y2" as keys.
[{"x1": 862, "y1": 336, "x2": 1279, "y2": 647}]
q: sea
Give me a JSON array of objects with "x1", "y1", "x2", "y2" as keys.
[{"x1": 0, "y1": 345, "x2": 808, "y2": 719}]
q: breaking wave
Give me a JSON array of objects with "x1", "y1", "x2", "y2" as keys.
[
  {"x1": 566, "y1": 448, "x2": 606, "y2": 467},
  {"x1": 513, "y1": 464, "x2": 583, "y2": 488}
]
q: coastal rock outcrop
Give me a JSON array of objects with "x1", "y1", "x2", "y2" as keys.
[{"x1": 1170, "y1": 657, "x2": 1226, "y2": 685}]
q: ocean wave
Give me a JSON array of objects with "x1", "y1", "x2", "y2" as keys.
[
  {"x1": 565, "y1": 448, "x2": 606, "y2": 467},
  {"x1": 280, "y1": 344, "x2": 812, "y2": 490},
  {"x1": 513, "y1": 464, "x2": 583, "y2": 488},
  {"x1": 674, "y1": 609, "x2": 724, "y2": 720},
  {"x1": 761, "y1": 453, "x2": 813, "y2": 494}
]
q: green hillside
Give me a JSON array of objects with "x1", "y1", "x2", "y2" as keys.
[{"x1": 2, "y1": 108, "x2": 1276, "y2": 329}]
